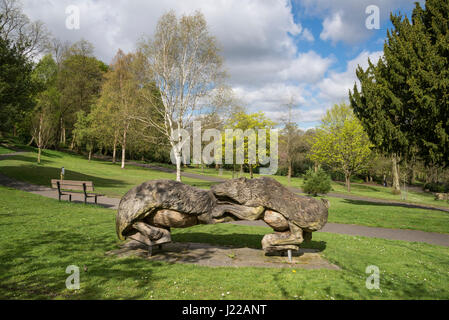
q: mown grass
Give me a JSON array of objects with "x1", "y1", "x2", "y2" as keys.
[
  {"x1": 0, "y1": 186, "x2": 448, "y2": 300},
  {"x1": 183, "y1": 166, "x2": 449, "y2": 208},
  {"x1": 1, "y1": 147, "x2": 449, "y2": 233},
  {"x1": 0, "y1": 149, "x2": 216, "y2": 198},
  {"x1": 0, "y1": 145, "x2": 14, "y2": 155},
  {"x1": 327, "y1": 197, "x2": 449, "y2": 234}
]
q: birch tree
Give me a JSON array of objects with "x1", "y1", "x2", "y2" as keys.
[
  {"x1": 97, "y1": 49, "x2": 141, "y2": 169},
  {"x1": 139, "y1": 10, "x2": 224, "y2": 181}
]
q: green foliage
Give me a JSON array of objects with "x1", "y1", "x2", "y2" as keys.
[
  {"x1": 225, "y1": 111, "x2": 276, "y2": 175},
  {"x1": 424, "y1": 182, "x2": 449, "y2": 193},
  {"x1": 309, "y1": 103, "x2": 373, "y2": 191},
  {"x1": 0, "y1": 36, "x2": 34, "y2": 133},
  {"x1": 302, "y1": 168, "x2": 332, "y2": 196}
]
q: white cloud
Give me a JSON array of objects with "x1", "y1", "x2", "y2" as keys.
[
  {"x1": 320, "y1": 11, "x2": 366, "y2": 45},
  {"x1": 318, "y1": 50, "x2": 383, "y2": 103},
  {"x1": 303, "y1": 0, "x2": 424, "y2": 45},
  {"x1": 280, "y1": 51, "x2": 333, "y2": 83},
  {"x1": 301, "y1": 28, "x2": 314, "y2": 42}
]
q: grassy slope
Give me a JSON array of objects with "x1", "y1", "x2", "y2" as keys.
[
  {"x1": 0, "y1": 145, "x2": 14, "y2": 155},
  {"x1": 0, "y1": 149, "x2": 216, "y2": 198},
  {"x1": 0, "y1": 186, "x2": 448, "y2": 300},
  {"x1": 327, "y1": 197, "x2": 449, "y2": 234}
]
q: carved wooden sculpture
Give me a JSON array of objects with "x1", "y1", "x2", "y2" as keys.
[{"x1": 116, "y1": 177, "x2": 329, "y2": 255}]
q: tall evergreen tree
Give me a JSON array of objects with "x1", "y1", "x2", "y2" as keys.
[{"x1": 350, "y1": 0, "x2": 449, "y2": 187}]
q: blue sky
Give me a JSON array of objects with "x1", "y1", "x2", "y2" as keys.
[{"x1": 22, "y1": 0, "x2": 424, "y2": 130}]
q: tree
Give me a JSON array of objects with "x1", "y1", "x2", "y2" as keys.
[
  {"x1": 279, "y1": 98, "x2": 302, "y2": 186},
  {"x1": 0, "y1": 0, "x2": 50, "y2": 57},
  {"x1": 30, "y1": 54, "x2": 59, "y2": 163},
  {"x1": 57, "y1": 40, "x2": 106, "y2": 147},
  {"x1": 95, "y1": 49, "x2": 141, "y2": 169},
  {"x1": 139, "y1": 10, "x2": 225, "y2": 181},
  {"x1": 0, "y1": 35, "x2": 34, "y2": 134},
  {"x1": 309, "y1": 103, "x2": 373, "y2": 192},
  {"x1": 350, "y1": 0, "x2": 449, "y2": 187},
  {"x1": 73, "y1": 110, "x2": 95, "y2": 161},
  {"x1": 226, "y1": 111, "x2": 276, "y2": 179}
]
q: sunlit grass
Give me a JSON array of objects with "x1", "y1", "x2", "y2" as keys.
[
  {"x1": 327, "y1": 197, "x2": 449, "y2": 234},
  {"x1": 0, "y1": 186, "x2": 448, "y2": 300},
  {"x1": 0, "y1": 149, "x2": 216, "y2": 198}
]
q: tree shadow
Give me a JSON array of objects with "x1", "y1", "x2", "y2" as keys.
[
  {"x1": 0, "y1": 165, "x2": 125, "y2": 189},
  {"x1": 0, "y1": 230, "x2": 164, "y2": 299},
  {"x1": 341, "y1": 198, "x2": 449, "y2": 213},
  {"x1": 172, "y1": 231, "x2": 327, "y2": 252}
]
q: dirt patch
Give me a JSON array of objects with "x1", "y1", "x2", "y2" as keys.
[{"x1": 106, "y1": 240, "x2": 340, "y2": 270}]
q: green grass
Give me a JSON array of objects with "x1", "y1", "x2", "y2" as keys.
[
  {"x1": 0, "y1": 186, "x2": 448, "y2": 299},
  {"x1": 183, "y1": 166, "x2": 449, "y2": 209},
  {"x1": 0, "y1": 149, "x2": 216, "y2": 198},
  {"x1": 0, "y1": 145, "x2": 14, "y2": 155},
  {"x1": 330, "y1": 181, "x2": 449, "y2": 209},
  {"x1": 327, "y1": 197, "x2": 449, "y2": 234}
]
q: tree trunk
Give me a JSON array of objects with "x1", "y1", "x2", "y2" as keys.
[
  {"x1": 121, "y1": 126, "x2": 128, "y2": 169},
  {"x1": 232, "y1": 164, "x2": 235, "y2": 179},
  {"x1": 249, "y1": 165, "x2": 253, "y2": 179},
  {"x1": 240, "y1": 164, "x2": 244, "y2": 177},
  {"x1": 70, "y1": 132, "x2": 75, "y2": 150},
  {"x1": 287, "y1": 160, "x2": 292, "y2": 187},
  {"x1": 392, "y1": 155, "x2": 401, "y2": 194},
  {"x1": 175, "y1": 149, "x2": 182, "y2": 182},
  {"x1": 88, "y1": 149, "x2": 92, "y2": 162},
  {"x1": 345, "y1": 173, "x2": 351, "y2": 192},
  {"x1": 37, "y1": 114, "x2": 43, "y2": 164},
  {"x1": 112, "y1": 135, "x2": 117, "y2": 164}
]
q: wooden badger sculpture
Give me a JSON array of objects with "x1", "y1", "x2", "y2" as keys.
[{"x1": 116, "y1": 177, "x2": 329, "y2": 254}]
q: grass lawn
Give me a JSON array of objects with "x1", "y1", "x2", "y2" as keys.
[
  {"x1": 0, "y1": 149, "x2": 216, "y2": 198},
  {"x1": 0, "y1": 186, "x2": 448, "y2": 300},
  {"x1": 183, "y1": 166, "x2": 449, "y2": 209},
  {"x1": 327, "y1": 197, "x2": 449, "y2": 234}
]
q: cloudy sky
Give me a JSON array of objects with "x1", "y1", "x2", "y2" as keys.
[{"x1": 21, "y1": 0, "x2": 422, "y2": 130}]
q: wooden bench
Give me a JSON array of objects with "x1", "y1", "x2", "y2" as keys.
[{"x1": 51, "y1": 179, "x2": 105, "y2": 204}]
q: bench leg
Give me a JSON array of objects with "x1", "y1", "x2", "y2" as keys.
[
  {"x1": 95, "y1": 195, "x2": 97, "y2": 204},
  {"x1": 69, "y1": 194, "x2": 72, "y2": 202},
  {"x1": 58, "y1": 194, "x2": 61, "y2": 201}
]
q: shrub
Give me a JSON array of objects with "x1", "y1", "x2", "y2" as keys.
[
  {"x1": 302, "y1": 168, "x2": 332, "y2": 196},
  {"x1": 424, "y1": 182, "x2": 449, "y2": 193}
]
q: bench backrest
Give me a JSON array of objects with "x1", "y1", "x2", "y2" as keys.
[{"x1": 51, "y1": 179, "x2": 94, "y2": 192}]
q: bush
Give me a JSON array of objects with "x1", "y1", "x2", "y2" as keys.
[
  {"x1": 424, "y1": 182, "x2": 449, "y2": 193},
  {"x1": 302, "y1": 168, "x2": 332, "y2": 196}
]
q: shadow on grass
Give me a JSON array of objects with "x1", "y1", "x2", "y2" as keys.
[
  {"x1": 341, "y1": 198, "x2": 449, "y2": 213},
  {"x1": 0, "y1": 230, "x2": 164, "y2": 299},
  {"x1": 172, "y1": 231, "x2": 327, "y2": 252},
  {"x1": 0, "y1": 165, "x2": 125, "y2": 190}
]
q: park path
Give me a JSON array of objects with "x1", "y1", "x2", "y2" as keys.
[{"x1": 1, "y1": 151, "x2": 449, "y2": 247}]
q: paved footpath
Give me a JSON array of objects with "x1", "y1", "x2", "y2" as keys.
[{"x1": 1, "y1": 152, "x2": 449, "y2": 247}]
